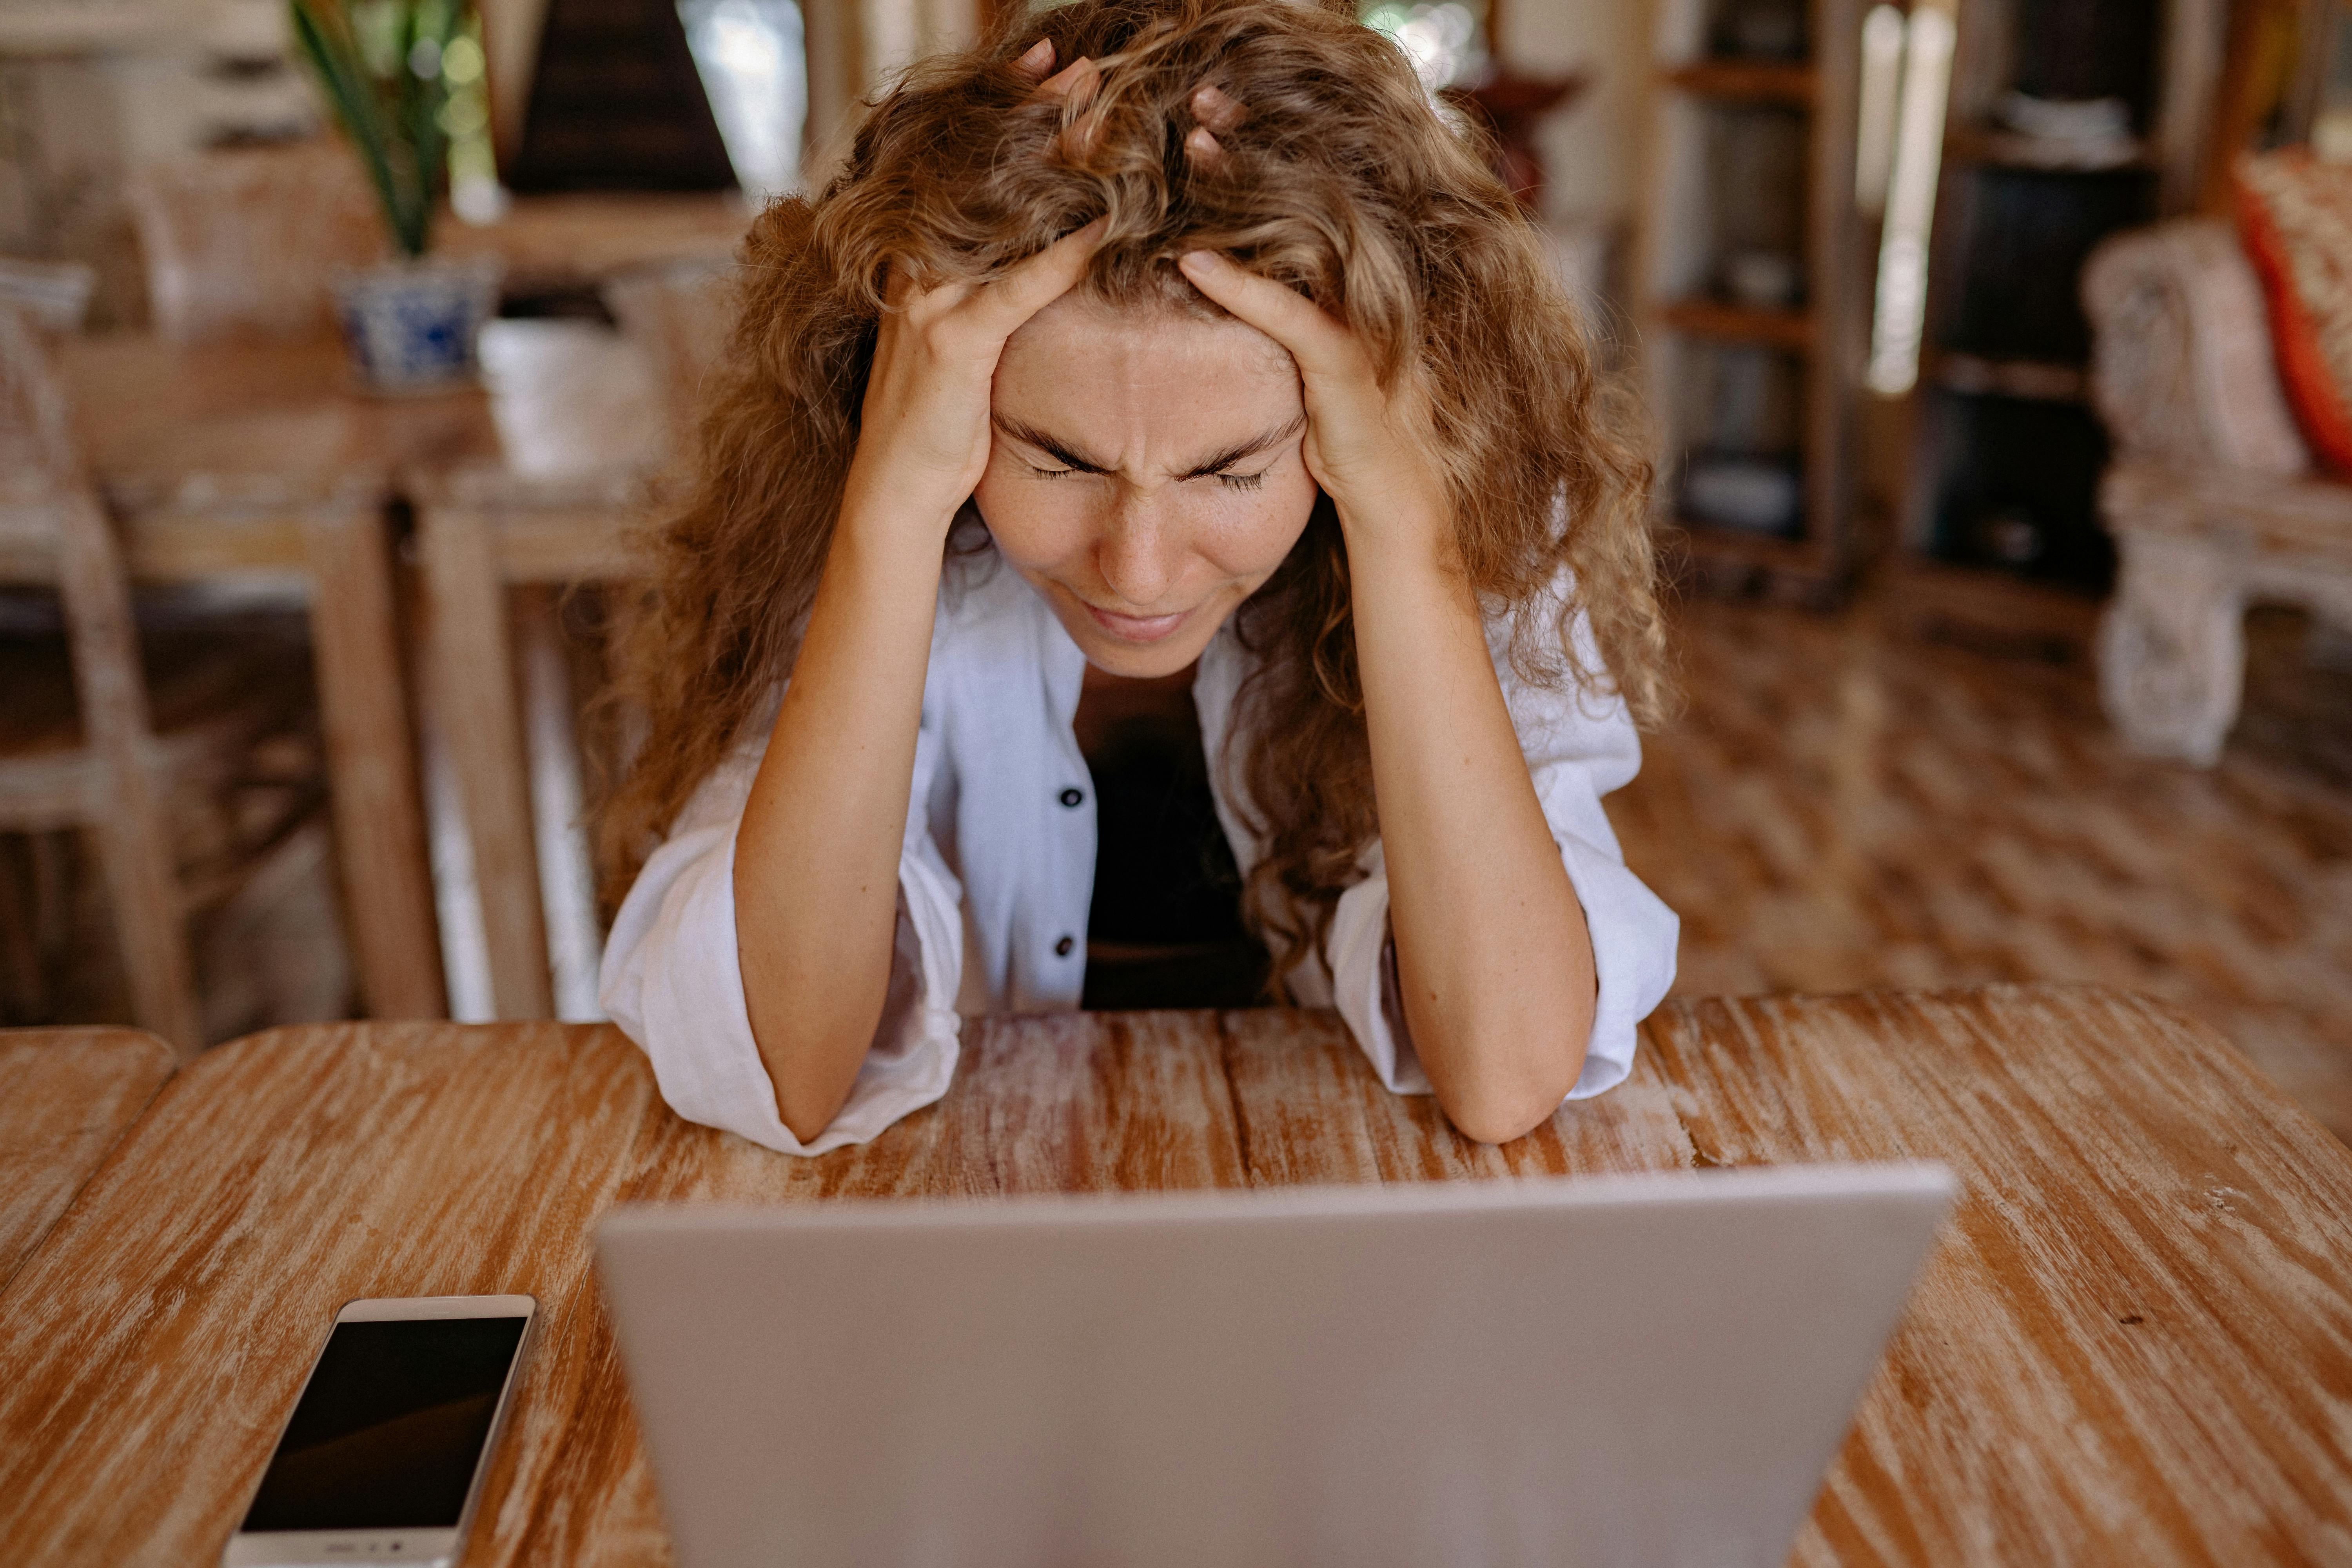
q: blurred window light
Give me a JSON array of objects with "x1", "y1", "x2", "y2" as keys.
[
  {"x1": 441, "y1": 34, "x2": 484, "y2": 85},
  {"x1": 1866, "y1": 4, "x2": 1953, "y2": 397},
  {"x1": 1855, "y1": 5, "x2": 1904, "y2": 215},
  {"x1": 680, "y1": 0, "x2": 808, "y2": 203},
  {"x1": 1361, "y1": 2, "x2": 1487, "y2": 94},
  {"x1": 443, "y1": 9, "x2": 506, "y2": 225}
]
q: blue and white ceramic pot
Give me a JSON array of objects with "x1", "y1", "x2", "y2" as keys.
[{"x1": 330, "y1": 256, "x2": 503, "y2": 395}]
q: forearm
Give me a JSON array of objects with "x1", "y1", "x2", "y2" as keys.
[
  {"x1": 735, "y1": 500, "x2": 948, "y2": 1141},
  {"x1": 1344, "y1": 499, "x2": 1596, "y2": 1145}
]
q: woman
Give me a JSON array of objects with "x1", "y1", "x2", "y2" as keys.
[{"x1": 598, "y1": 0, "x2": 1678, "y2": 1154}]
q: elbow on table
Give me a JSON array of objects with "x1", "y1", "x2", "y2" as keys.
[
  {"x1": 1426, "y1": 1026, "x2": 1589, "y2": 1147},
  {"x1": 1437, "y1": 1082, "x2": 1573, "y2": 1147},
  {"x1": 755, "y1": 1018, "x2": 873, "y2": 1147},
  {"x1": 776, "y1": 1088, "x2": 849, "y2": 1147}
]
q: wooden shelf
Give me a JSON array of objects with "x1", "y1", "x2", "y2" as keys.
[
  {"x1": 1927, "y1": 351, "x2": 2088, "y2": 403},
  {"x1": 1662, "y1": 59, "x2": 1817, "y2": 106},
  {"x1": 1657, "y1": 298, "x2": 1815, "y2": 352},
  {"x1": 1944, "y1": 124, "x2": 2154, "y2": 174}
]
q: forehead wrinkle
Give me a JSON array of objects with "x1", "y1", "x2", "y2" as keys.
[
  {"x1": 995, "y1": 295, "x2": 1302, "y2": 479},
  {"x1": 995, "y1": 408, "x2": 1304, "y2": 479}
]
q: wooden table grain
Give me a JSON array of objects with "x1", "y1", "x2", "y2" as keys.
[
  {"x1": 2, "y1": 985, "x2": 2348, "y2": 1565},
  {"x1": 0, "y1": 1028, "x2": 175, "y2": 1289}
]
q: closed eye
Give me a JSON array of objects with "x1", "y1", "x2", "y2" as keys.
[{"x1": 1212, "y1": 471, "x2": 1266, "y2": 492}]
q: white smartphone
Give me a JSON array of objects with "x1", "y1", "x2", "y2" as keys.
[{"x1": 221, "y1": 1294, "x2": 537, "y2": 1568}]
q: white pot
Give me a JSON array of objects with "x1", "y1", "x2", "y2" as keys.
[{"x1": 330, "y1": 256, "x2": 503, "y2": 395}]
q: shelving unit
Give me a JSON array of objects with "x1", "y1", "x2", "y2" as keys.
[
  {"x1": 1893, "y1": 0, "x2": 2224, "y2": 637},
  {"x1": 1633, "y1": 0, "x2": 1870, "y2": 598}
]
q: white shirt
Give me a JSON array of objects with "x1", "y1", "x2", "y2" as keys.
[{"x1": 599, "y1": 547, "x2": 1679, "y2": 1155}]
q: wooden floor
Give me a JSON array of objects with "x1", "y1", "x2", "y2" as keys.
[{"x1": 1608, "y1": 594, "x2": 2352, "y2": 1144}]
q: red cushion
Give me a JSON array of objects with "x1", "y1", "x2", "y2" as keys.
[{"x1": 2235, "y1": 149, "x2": 2352, "y2": 475}]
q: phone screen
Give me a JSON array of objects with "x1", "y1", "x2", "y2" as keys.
[{"x1": 240, "y1": 1315, "x2": 529, "y2": 1534}]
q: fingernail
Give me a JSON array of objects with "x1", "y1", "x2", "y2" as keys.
[
  {"x1": 1193, "y1": 84, "x2": 1239, "y2": 119},
  {"x1": 1179, "y1": 250, "x2": 1216, "y2": 271},
  {"x1": 1016, "y1": 38, "x2": 1053, "y2": 71}
]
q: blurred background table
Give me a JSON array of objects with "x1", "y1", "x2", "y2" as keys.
[
  {"x1": 0, "y1": 1026, "x2": 173, "y2": 1289},
  {"x1": 436, "y1": 192, "x2": 750, "y2": 309},
  {"x1": 47, "y1": 333, "x2": 502, "y2": 1024},
  {"x1": 1, "y1": 985, "x2": 2348, "y2": 1564},
  {"x1": 2, "y1": 146, "x2": 740, "y2": 1043},
  {"x1": 41, "y1": 308, "x2": 692, "y2": 1033}
]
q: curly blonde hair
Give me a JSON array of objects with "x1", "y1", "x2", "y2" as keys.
[{"x1": 599, "y1": 0, "x2": 1665, "y2": 979}]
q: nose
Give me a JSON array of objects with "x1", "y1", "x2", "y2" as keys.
[{"x1": 1094, "y1": 484, "x2": 1180, "y2": 609}]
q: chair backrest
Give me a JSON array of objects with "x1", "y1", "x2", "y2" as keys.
[
  {"x1": 126, "y1": 141, "x2": 385, "y2": 343},
  {"x1": 0, "y1": 303, "x2": 198, "y2": 1046},
  {"x1": 0, "y1": 297, "x2": 82, "y2": 528},
  {"x1": 602, "y1": 258, "x2": 737, "y2": 468},
  {"x1": 2082, "y1": 218, "x2": 2310, "y2": 476}
]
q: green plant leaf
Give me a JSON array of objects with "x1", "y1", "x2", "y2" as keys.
[{"x1": 287, "y1": 0, "x2": 473, "y2": 259}]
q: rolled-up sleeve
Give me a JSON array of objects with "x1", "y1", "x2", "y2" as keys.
[
  {"x1": 598, "y1": 719, "x2": 967, "y2": 1156},
  {"x1": 1324, "y1": 602, "x2": 1679, "y2": 1104}
]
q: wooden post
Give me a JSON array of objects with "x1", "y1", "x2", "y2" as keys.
[
  {"x1": 419, "y1": 501, "x2": 555, "y2": 1020},
  {"x1": 302, "y1": 500, "x2": 450, "y2": 1020},
  {"x1": 55, "y1": 493, "x2": 203, "y2": 1055}
]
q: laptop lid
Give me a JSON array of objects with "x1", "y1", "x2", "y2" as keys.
[{"x1": 597, "y1": 1164, "x2": 1955, "y2": 1568}]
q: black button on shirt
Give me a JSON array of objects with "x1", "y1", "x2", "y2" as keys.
[
  {"x1": 1060, "y1": 787, "x2": 1085, "y2": 808},
  {"x1": 1054, "y1": 935, "x2": 1075, "y2": 957}
]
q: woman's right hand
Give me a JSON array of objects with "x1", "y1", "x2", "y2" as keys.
[{"x1": 842, "y1": 44, "x2": 1107, "y2": 541}]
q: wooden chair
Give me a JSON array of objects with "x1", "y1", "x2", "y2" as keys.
[
  {"x1": 0, "y1": 305, "x2": 318, "y2": 1054},
  {"x1": 90, "y1": 156, "x2": 450, "y2": 1020},
  {"x1": 125, "y1": 141, "x2": 383, "y2": 343},
  {"x1": 2084, "y1": 218, "x2": 2352, "y2": 764}
]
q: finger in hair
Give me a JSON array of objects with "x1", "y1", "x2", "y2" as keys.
[
  {"x1": 1036, "y1": 54, "x2": 1097, "y2": 102},
  {"x1": 1177, "y1": 250, "x2": 1343, "y2": 359},
  {"x1": 971, "y1": 216, "x2": 1107, "y2": 325},
  {"x1": 1013, "y1": 37, "x2": 1054, "y2": 81},
  {"x1": 1190, "y1": 83, "x2": 1246, "y2": 132},
  {"x1": 1183, "y1": 125, "x2": 1224, "y2": 168},
  {"x1": 1040, "y1": 56, "x2": 1104, "y2": 159}
]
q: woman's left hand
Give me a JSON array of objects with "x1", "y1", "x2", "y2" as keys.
[{"x1": 1176, "y1": 248, "x2": 1453, "y2": 563}]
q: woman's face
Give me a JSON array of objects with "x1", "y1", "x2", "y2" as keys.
[{"x1": 977, "y1": 291, "x2": 1319, "y2": 679}]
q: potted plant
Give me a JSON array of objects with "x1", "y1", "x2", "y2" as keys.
[{"x1": 290, "y1": 0, "x2": 501, "y2": 392}]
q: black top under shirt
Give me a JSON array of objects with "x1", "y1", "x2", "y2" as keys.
[{"x1": 1076, "y1": 673, "x2": 1270, "y2": 1011}]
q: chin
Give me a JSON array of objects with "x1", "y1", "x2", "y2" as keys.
[
  {"x1": 1056, "y1": 602, "x2": 1219, "y2": 676},
  {"x1": 1076, "y1": 632, "x2": 1211, "y2": 679}
]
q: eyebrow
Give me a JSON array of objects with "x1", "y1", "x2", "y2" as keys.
[{"x1": 992, "y1": 413, "x2": 1305, "y2": 478}]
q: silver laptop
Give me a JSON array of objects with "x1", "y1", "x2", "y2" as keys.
[{"x1": 596, "y1": 1165, "x2": 1954, "y2": 1568}]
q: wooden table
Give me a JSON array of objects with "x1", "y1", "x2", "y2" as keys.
[
  {"x1": 41, "y1": 329, "x2": 668, "y2": 1026},
  {"x1": 437, "y1": 193, "x2": 751, "y2": 302},
  {"x1": 30, "y1": 335, "x2": 513, "y2": 1022},
  {"x1": 0, "y1": 1028, "x2": 174, "y2": 1290},
  {"x1": 3, "y1": 985, "x2": 2349, "y2": 1563}
]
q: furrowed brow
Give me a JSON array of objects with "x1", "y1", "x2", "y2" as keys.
[
  {"x1": 992, "y1": 415, "x2": 1109, "y2": 473},
  {"x1": 1178, "y1": 413, "x2": 1306, "y2": 479}
]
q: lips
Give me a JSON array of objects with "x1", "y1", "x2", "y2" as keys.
[{"x1": 1084, "y1": 601, "x2": 1191, "y2": 643}]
